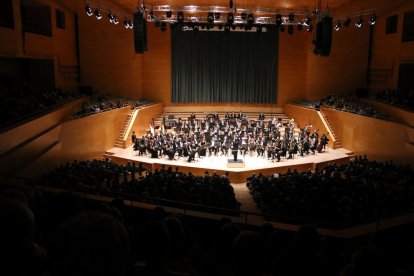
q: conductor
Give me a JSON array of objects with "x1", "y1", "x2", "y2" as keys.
[{"x1": 232, "y1": 138, "x2": 240, "y2": 161}]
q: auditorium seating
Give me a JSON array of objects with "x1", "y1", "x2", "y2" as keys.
[
  {"x1": 294, "y1": 95, "x2": 389, "y2": 120},
  {"x1": 37, "y1": 159, "x2": 241, "y2": 212},
  {"x1": 72, "y1": 92, "x2": 131, "y2": 118},
  {"x1": 0, "y1": 75, "x2": 80, "y2": 127},
  {"x1": 1, "y1": 177, "x2": 413, "y2": 276},
  {"x1": 374, "y1": 89, "x2": 414, "y2": 110},
  {"x1": 247, "y1": 156, "x2": 414, "y2": 228}
]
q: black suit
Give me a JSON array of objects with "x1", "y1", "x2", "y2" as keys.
[{"x1": 232, "y1": 140, "x2": 240, "y2": 161}]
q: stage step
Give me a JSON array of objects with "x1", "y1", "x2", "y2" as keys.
[{"x1": 115, "y1": 109, "x2": 136, "y2": 148}]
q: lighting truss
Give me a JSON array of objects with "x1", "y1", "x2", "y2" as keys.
[{"x1": 141, "y1": 4, "x2": 317, "y2": 26}]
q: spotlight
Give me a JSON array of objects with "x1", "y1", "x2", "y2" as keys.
[
  {"x1": 224, "y1": 24, "x2": 231, "y2": 33},
  {"x1": 227, "y1": 12, "x2": 234, "y2": 24},
  {"x1": 257, "y1": 25, "x2": 262, "y2": 33},
  {"x1": 124, "y1": 19, "x2": 129, "y2": 28},
  {"x1": 343, "y1": 18, "x2": 351, "y2": 27},
  {"x1": 149, "y1": 10, "x2": 156, "y2": 20},
  {"x1": 108, "y1": 13, "x2": 115, "y2": 23},
  {"x1": 297, "y1": 23, "x2": 303, "y2": 31},
  {"x1": 334, "y1": 21, "x2": 341, "y2": 31},
  {"x1": 94, "y1": 9, "x2": 102, "y2": 20},
  {"x1": 166, "y1": 10, "x2": 172, "y2": 18},
  {"x1": 276, "y1": 14, "x2": 282, "y2": 26},
  {"x1": 288, "y1": 25, "x2": 294, "y2": 35},
  {"x1": 307, "y1": 24, "x2": 313, "y2": 32},
  {"x1": 215, "y1": 12, "x2": 220, "y2": 20},
  {"x1": 355, "y1": 17, "x2": 363, "y2": 28},
  {"x1": 247, "y1": 13, "x2": 254, "y2": 25},
  {"x1": 177, "y1": 11, "x2": 184, "y2": 23},
  {"x1": 289, "y1": 13, "x2": 295, "y2": 22},
  {"x1": 207, "y1": 12, "x2": 214, "y2": 24},
  {"x1": 160, "y1": 22, "x2": 167, "y2": 32},
  {"x1": 279, "y1": 25, "x2": 285, "y2": 32},
  {"x1": 85, "y1": 5, "x2": 93, "y2": 16},
  {"x1": 369, "y1": 13, "x2": 377, "y2": 25},
  {"x1": 129, "y1": 20, "x2": 134, "y2": 28},
  {"x1": 303, "y1": 17, "x2": 311, "y2": 26},
  {"x1": 113, "y1": 15, "x2": 119, "y2": 25},
  {"x1": 241, "y1": 12, "x2": 247, "y2": 20}
]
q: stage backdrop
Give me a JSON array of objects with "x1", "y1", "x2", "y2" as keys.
[{"x1": 171, "y1": 25, "x2": 279, "y2": 103}]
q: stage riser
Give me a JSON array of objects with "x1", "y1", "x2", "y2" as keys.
[{"x1": 110, "y1": 155, "x2": 350, "y2": 184}]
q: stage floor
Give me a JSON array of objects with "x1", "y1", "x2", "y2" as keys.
[{"x1": 106, "y1": 146, "x2": 353, "y2": 183}]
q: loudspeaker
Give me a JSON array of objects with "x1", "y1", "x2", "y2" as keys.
[
  {"x1": 314, "y1": 16, "x2": 332, "y2": 56},
  {"x1": 134, "y1": 12, "x2": 147, "y2": 53}
]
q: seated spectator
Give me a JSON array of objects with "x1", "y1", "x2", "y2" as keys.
[
  {"x1": 49, "y1": 212, "x2": 130, "y2": 276},
  {"x1": 0, "y1": 197, "x2": 47, "y2": 276}
]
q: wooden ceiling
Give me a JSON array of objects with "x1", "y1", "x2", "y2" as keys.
[{"x1": 115, "y1": 0, "x2": 354, "y2": 12}]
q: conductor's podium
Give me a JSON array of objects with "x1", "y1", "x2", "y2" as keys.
[{"x1": 227, "y1": 159, "x2": 245, "y2": 168}]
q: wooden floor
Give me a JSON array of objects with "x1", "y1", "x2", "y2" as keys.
[{"x1": 106, "y1": 146, "x2": 352, "y2": 183}]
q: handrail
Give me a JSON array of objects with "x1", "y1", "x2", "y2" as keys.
[
  {"x1": 123, "y1": 109, "x2": 139, "y2": 141},
  {"x1": 317, "y1": 110, "x2": 337, "y2": 143}
]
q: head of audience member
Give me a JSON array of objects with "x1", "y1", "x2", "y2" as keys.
[
  {"x1": 346, "y1": 247, "x2": 395, "y2": 276},
  {"x1": 0, "y1": 197, "x2": 45, "y2": 275},
  {"x1": 49, "y1": 212, "x2": 130, "y2": 276},
  {"x1": 130, "y1": 220, "x2": 171, "y2": 269},
  {"x1": 294, "y1": 224, "x2": 321, "y2": 255},
  {"x1": 232, "y1": 231, "x2": 265, "y2": 276}
]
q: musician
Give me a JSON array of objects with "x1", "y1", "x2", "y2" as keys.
[
  {"x1": 131, "y1": 131, "x2": 137, "y2": 144},
  {"x1": 258, "y1": 113, "x2": 266, "y2": 120},
  {"x1": 187, "y1": 143, "x2": 196, "y2": 162},
  {"x1": 232, "y1": 138, "x2": 241, "y2": 161},
  {"x1": 319, "y1": 133, "x2": 329, "y2": 152}
]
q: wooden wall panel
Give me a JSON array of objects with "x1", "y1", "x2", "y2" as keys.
[
  {"x1": 141, "y1": 24, "x2": 172, "y2": 104},
  {"x1": 0, "y1": 125, "x2": 60, "y2": 175},
  {"x1": 0, "y1": 97, "x2": 84, "y2": 156},
  {"x1": 369, "y1": 0, "x2": 414, "y2": 92},
  {"x1": 0, "y1": 0, "x2": 79, "y2": 90},
  {"x1": 284, "y1": 104, "x2": 336, "y2": 148},
  {"x1": 127, "y1": 103, "x2": 164, "y2": 147},
  {"x1": 59, "y1": 106, "x2": 131, "y2": 163},
  {"x1": 77, "y1": 3, "x2": 143, "y2": 99},
  {"x1": 363, "y1": 99, "x2": 414, "y2": 128},
  {"x1": 305, "y1": 25, "x2": 370, "y2": 100},
  {"x1": 141, "y1": 23, "x2": 311, "y2": 107},
  {"x1": 0, "y1": 0, "x2": 23, "y2": 56},
  {"x1": 320, "y1": 107, "x2": 414, "y2": 164}
]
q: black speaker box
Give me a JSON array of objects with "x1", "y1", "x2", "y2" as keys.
[
  {"x1": 133, "y1": 12, "x2": 147, "y2": 53},
  {"x1": 314, "y1": 16, "x2": 332, "y2": 56}
]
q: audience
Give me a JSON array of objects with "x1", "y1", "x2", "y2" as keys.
[
  {"x1": 1, "y1": 160, "x2": 414, "y2": 276},
  {"x1": 375, "y1": 88, "x2": 414, "y2": 110},
  {"x1": 296, "y1": 95, "x2": 389, "y2": 119},
  {"x1": 38, "y1": 159, "x2": 241, "y2": 211},
  {"x1": 247, "y1": 156, "x2": 414, "y2": 226},
  {"x1": 0, "y1": 75, "x2": 79, "y2": 126},
  {"x1": 73, "y1": 92, "x2": 129, "y2": 118}
]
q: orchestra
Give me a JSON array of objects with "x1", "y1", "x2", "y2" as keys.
[{"x1": 132, "y1": 113, "x2": 330, "y2": 162}]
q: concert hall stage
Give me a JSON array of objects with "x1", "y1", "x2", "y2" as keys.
[{"x1": 106, "y1": 147, "x2": 352, "y2": 184}]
